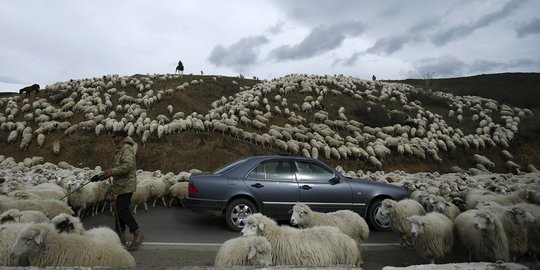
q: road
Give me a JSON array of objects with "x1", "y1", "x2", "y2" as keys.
[{"x1": 81, "y1": 204, "x2": 536, "y2": 269}]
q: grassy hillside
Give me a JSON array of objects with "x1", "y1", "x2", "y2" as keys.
[{"x1": 1, "y1": 73, "x2": 539, "y2": 175}]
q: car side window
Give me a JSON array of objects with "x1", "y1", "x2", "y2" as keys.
[
  {"x1": 295, "y1": 161, "x2": 334, "y2": 182},
  {"x1": 246, "y1": 160, "x2": 294, "y2": 181}
]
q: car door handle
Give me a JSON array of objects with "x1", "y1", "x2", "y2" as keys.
[
  {"x1": 251, "y1": 183, "x2": 264, "y2": 188},
  {"x1": 300, "y1": 185, "x2": 312, "y2": 190}
]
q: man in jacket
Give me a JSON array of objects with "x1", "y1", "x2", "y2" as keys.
[{"x1": 91, "y1": 130, "x2": 144, "y2": 250}]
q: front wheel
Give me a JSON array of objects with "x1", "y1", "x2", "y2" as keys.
[
  {"x1": 367, "y1": 198, "x2": 390, "y2": 231},
  {"x1": 225, "y1": 198, "x2": 257, "y2": 232}
]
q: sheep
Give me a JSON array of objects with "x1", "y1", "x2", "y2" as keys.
[
  {"x1": 214, "y1": 236, "x2": 273, "y2": 267},
  {"x1": 289, "y1": 203, "x2": 368, "y2": 264},
  {"x1": 472, "y1": 209, "x2": 510, "y2": 262},
  {"x1": 406, "y1": 212, "x2": 454, "y2": 264},
  {"x1": 52, "y1": 139, "x2": 60, "y2": 155},
  {"x1": 377, "y1": 199, "x2": 426, "y2": 247},
  {"x1": 429, "y1": 195, "x2": 461, "y2": 220},
  {"x1": 10, "y1": 223, "x2": 135, "y2": 267},
  {"x1": 169, "y1": 181, "x2": 188, "y2": 207},
  {"x1": 473, "y1": 154, "x2": 495, "y2": 168},
  {"x1": 138, "y1": 177, "x2": 170, "y2": 207},
  {"x1": 477, "y1": 201, "x2": 536, "y2": 261},
  {"x1": 51, "y1": 213, "x2": 121, "y2": 245},
  {"x1": 131, "y1": 182, "x2": 155, "y2": 214},
  {"x1": 0, "y1": 209, "x2": 50, "y2": 224},
  {"x1": 0, "y1": 198, "x2": 74, "y2": 219},
  {"x1": 0, "y1": 223, "x2": 30, "y2": 266},
  {"x1": 241, "y1": 213, "x2": 360, "y2": 267}
]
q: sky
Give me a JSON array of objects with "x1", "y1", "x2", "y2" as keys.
[{"x1": 1, "y1": 0, "x2": 539, "y2": 92}]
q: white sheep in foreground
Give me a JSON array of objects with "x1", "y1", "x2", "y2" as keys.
[
  {"x1": 10, "y1": 223, "x2": 135, "y2": 267},
  {"x1": 476, "y1": 201, "x2": 536, "y2": 261},
  {"x1": 377, "y1": 199, "x2": 426, "y2": 247},
  {"x1": 50, "y1": 213, "x2": 121, "y2": 245},
  {"x1": 406, "y1": 212, "x2": 454, "y2": 264},
  {"x1": 289, "y1": 203, "x2": 368, "y2": 265},
  {"x1": 214, "y1": 236, "x2": 273, "y2": 267},
  {"x1": 169, "y1": 181, "x2": 188, "y2": 207},
  {"x1": 0, "y1": 208, "x2": 50, "y2": 224},
  {"x1": 472, "y1": 209, "x2": 510, "y2": 262},
  {"x1": 241, "y1": 213, "x2": 360, "y2": 267},
  {"x1": 0, "y1": 223, "x2": 30, "y2": 266},
  {"x1": 0, "y1": 198, "x2": 74, "y2": 219}
]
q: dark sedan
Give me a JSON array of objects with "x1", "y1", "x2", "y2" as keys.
[{"x1": 185, "y1": 155, "x2": 408, "y2": 231}]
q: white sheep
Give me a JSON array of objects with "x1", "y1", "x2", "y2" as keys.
[
  {"x1": 377, "y1": 199, "x2": 426, "y2": 247},
  {"x1": 138, "y1": 177, "x2": 170, "y2": 207},
  {"x1": 0, "y1": 223, "x2": 30, "y2": 266},
  {"x1": 52, "y1": 139, "x2": 60, "y2": 155},
  {"x1": 406, "y1": 212, "x2": 454, "y2": 264},
  {"x1": 214, "y1": 236, "x2": 273, "y2": 267},
  {"x1": 131, "y1": 182, "x2": 155, "y2": 214},
  {"x1": 429, "y1": 195, "x2": 461, "y2": 221},
  {"x1": 51, "y1": 213, "x2": 121, "y2": 245},
  {"x1": 476, "y1": 201, "x2": 536, "y2": 261},
  {"x1": 10, "y1": 223, "x2": 135, "y2": 267},
  {"x1": 241, "y1": 213, "x2": 360, "y2": 267},
  {"x1": 472, "y1": 209, "x2": 510, "y2": 262},
  {"x1": 289, "y1": 203, "x2": 368, "y2": 265},
  {"x1": 473, "y1": 154, "x2": 495, "y2": 168},
  {"x1": 0, "y1": 198, "x2": 74, "y2": 219},
  {"x1": 169, "y1": 181, "x2": 188, "y2": 207},
  {"x1": 0, "y1": 208, "x2": 50, "y2": 224}
]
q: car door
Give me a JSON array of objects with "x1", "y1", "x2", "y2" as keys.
[
  {"x1": 244, "y1": 159, "x2": 300, "y2": 220},
  {"x1": 294, "y1": 160, "x2": 353, "y2": 212}
]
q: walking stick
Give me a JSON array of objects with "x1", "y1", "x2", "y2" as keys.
[{"x1": 58, "y1": 180, "x2": 92, "y2": 201}]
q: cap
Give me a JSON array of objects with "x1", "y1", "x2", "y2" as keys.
[{"x1": 112, "y1": 130, "x2": 128, "y2": 138}]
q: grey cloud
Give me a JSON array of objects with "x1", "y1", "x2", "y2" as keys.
[
  {"x1": 469, "y1": 58, "x2": 540, "y2": 73},
  {"x1": 269, "y1": 20, "x2": 365, "y2": 61},
  {"x1": 0, "y1": 74, "x2": 24, "y2": 84},
  {"x1": 366, "y1": 34, "x2": 421, "y2": 55},
  {"x1": 431, "y1": 0, "x2": 524, "y2": 46},
  {"x1": 266, "y1": 21, "x2": 286, "y2": 35},
  {"x1": 516, "y1": 17, "x2": 540, "y2": 37},
  {"x1": 208, "y1": 35, "x2": 269, "y2": 69},
  {"x1": 413, "y1": 56, "x2": 467, "y2": 78}
]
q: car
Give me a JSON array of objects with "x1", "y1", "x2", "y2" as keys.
[{"x1": 185, "y1": 155, "x2": 408, "y2": 232}]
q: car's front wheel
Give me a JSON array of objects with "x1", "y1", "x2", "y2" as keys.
[
  {"x1": 225, "y1": 198, "x2": 257, "y2": 232},
  {"x1": 367, "y1": 198, "x2": 391, "y2": 231}
]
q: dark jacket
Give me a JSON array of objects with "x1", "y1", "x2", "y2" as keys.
[{"x1": 110, "y1": 136, "x2": 137, "y2": 195}]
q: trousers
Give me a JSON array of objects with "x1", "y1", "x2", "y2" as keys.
[{"x1": 114, "y1": 193, "x2": 139, "y2": 234}]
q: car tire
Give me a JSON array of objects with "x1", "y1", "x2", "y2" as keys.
[
  {"x1": 367, "y1": 198, "x2": 391, "y2": 231},
  {"x1": 225, "y1": 198, "x2": 257, "y2": 232}
]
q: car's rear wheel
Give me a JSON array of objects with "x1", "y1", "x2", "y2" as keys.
[
  {"x1": 367, "y1": 198, "x2": 391, "y2": 231},
  {"x1": 225, "y1": 198, "x2": 257, "y2": 232}
]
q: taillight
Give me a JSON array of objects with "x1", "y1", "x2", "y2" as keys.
[{"x1": 188, "y1": 183, "x2": 198, "y2": 195}]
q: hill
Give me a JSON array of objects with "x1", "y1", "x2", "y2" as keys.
[{"x1": 1, "y1": 72, "x2": 539, "y2": 175}]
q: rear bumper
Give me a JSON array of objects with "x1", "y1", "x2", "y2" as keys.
[{"x1": 185, "y1": 197, "x2": 226, "y2": 216}]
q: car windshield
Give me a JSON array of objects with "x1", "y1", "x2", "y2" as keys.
[{"x1": 213, "y1": 158, "x2": 248, "y2": 174}]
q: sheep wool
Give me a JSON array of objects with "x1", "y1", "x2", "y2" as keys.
[
  {"x1": 214, "y1": 236, "x2": 273, "y2": 267},
  {"x1": 10, "y1": 223, "x2": 135, "y2": 267},
  {"x1": 241, "y1": 213, "x2": 359, "y2": 267}
]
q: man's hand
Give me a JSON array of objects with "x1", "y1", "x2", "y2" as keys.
[{"x1": 104, "y1": 168, "x2": 113, "y2": 178}]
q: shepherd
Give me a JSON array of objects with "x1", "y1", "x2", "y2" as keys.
[
  {"x1": 176, "y1": 60, "x2": 184, "y2": 74},
  {"x1": 19, "y1": 84, "x2": 40, "y2": 97}
]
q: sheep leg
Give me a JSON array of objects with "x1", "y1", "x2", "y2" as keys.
[
  {"x1": 168, "y1": 198, "x2": 174, "y2": 207},
  {"x1": 152, "y1": 198, "x2": 157, "y2": 207},
  {"x1": 180, "y1": 199, "x2": 186, "y2": 208},
  {"x1": 161, "y1": 197, "x2": 167, "y2": 207},
  {"x1": 144, "y1": 202, "x2": 149, "y2": 211},
  {"x1": 133, "y1": 205, "x2": 138, "y2": 214}
]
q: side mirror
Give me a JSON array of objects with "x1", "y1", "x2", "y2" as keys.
[{"x1": 329, "y1": 176, "x2": 340, "y2": 185}]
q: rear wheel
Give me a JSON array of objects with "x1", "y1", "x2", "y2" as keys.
[
  {"x1": 367, "y1": 198, "x2": 390, "y2": 231},
  {"x1": 225, "y1": 198, "x2": 257, "y2": 232}
]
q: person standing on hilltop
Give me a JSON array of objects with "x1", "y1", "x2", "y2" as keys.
[
  {"x1": 176, "y1": 60, "x2": 184, "y2": 74},
  {"x1": 91, "y1": 130, "x2": 144, "y2": 250}
]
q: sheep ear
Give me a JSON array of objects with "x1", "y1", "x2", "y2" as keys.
[
  {"x1": 287, "y1": 209, "x2": 293, "y2": 214},
  {"x1": 258, "y1": 223, "x2": 265, "y2": 231},
  {"x1": 247, "y1": 246, "x2": 256, "y2": 260}
]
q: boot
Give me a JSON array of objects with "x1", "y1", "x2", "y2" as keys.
[
  {"x1": 117, "y1": 230, "x2": 126, "y2": 246},
  {"x1": 128, "y1": 229, "x2": 144, "y2": 250}
]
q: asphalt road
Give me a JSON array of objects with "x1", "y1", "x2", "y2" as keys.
[{"x1": 81, "y1": 204, "x2": 538, "y2": 270}]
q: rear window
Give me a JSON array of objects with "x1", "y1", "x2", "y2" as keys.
[{"x1": 213, "y1": 158, "x2": 248, "y2": 174}]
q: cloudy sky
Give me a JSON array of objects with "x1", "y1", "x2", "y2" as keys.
[{"x1": 1, "y1": 0, "x2": 539, "y2": 92}]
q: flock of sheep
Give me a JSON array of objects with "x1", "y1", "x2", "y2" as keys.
[
  {"x1": 0, "y1": 71, "x2": 539, "y2": 268},
  {"x1": 1, "y1": 151, "x2": 539, "y2": 267},
  {"x1": 0, "y1": 72, "x2": 537, "y2": 174}
]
